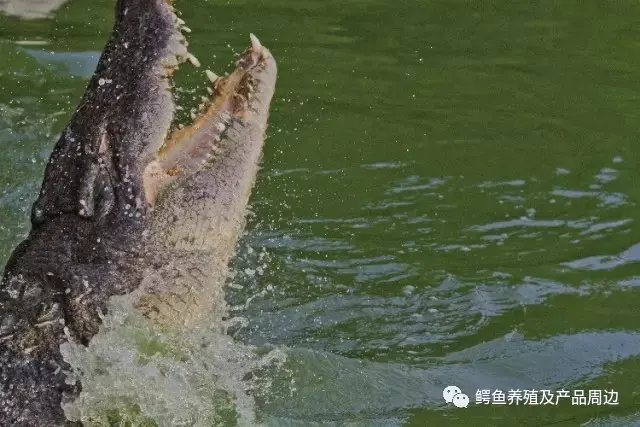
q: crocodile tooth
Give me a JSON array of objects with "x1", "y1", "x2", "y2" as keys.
[
  {"x1": 205, "y1": 69, "x2": 218, "y2": 83},
  {"x1": 249, "y1": 33, "x2": 262, "y2": 54},
  {"x1": 206, "y1": 87, "x2": 213, "y2": 95},
  {"x1": 187, "y1": 53, "x2": 201, "y2": 67},
  {"x1": 182, "y1": 26, "x2": 192, "y2": 33},
  {"x1": 161, "y1": 55, "x2": 179, "y2": 68}
]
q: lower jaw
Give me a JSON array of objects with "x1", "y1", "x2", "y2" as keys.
[
  {"x1": 142, "y1": 36, "x2": 275, "y2": 209},
  {"x1": 135, "y1": 49, "x2": 277, "y2": 331}
]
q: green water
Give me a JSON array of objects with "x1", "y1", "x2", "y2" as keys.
[{"x1": 3, "y1": 0, "x2": 640, "y2": 425}]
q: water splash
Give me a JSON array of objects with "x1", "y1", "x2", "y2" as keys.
[{"x1": 60, "y1": 289, "x2": 287, "y2": 427}]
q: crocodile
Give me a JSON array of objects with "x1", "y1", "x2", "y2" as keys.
[{"x1": 0, "y1": 0, "x2": 277, "y2": 425}]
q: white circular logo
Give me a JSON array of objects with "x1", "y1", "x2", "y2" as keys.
[
  {"x1": 443, "y1": 385, "x2": 462, "y2": 403},
  {"x1": 443, "y1": 385, "x2": 469, "y2": 408},
  {"x1": 452, "y1": 392, "x2": 470, "y2": 408}
]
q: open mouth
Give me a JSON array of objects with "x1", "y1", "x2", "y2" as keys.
[
  {"x1": 0, "y1": 0, "x2": 279, "y2": 424},
  {"x1": 143, "y1": 31, "x2": 276, "y2": 207}
]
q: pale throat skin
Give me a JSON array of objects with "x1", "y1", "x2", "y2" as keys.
[{"x1": 0, "y1": 0, "x2": 278, "y2": 425}]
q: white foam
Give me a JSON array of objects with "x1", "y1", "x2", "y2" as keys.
[{"x1": 61, "y1": 289, "x2": 287, "y2": 426}]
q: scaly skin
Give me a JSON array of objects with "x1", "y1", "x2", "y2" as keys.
[{"x1": 0, "y1": 0, "x2": 277, "y2": 425}]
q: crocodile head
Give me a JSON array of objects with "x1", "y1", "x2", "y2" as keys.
[{"x1": 0, "y1": 0, "x2": 277, "y2": 424}]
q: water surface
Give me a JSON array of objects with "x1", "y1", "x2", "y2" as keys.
[{"x1": 2, "y1": 0, "x2": 640, "y2": 425}]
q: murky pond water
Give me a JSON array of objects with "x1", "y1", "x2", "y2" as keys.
[{"x1": 2, "y1": 0, "x2": 640, "y2": 425}]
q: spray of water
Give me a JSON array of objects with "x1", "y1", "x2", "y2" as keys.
[{"x1": 60, "y1": 264, "x2": 287, "y2": 426}]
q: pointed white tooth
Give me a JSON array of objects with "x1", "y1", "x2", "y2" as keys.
[
  {"x1": 161, "y1": 55, "x2": 179, "y2": 68},
  {"x1": 187, "y1": 53, "x2": 201, "y2": 67},
  {"x1": 206, "y1": 87, "x2": 213, "y2": 95},
  {"x1": 190, "y1": 109, "x2": 197, "y2": 120},
  {"x1": 176, "y1": 17, "x2": 186, "y2": 26},
  {"x1": 175, "y1": 105, "x2": 184, "y2": 111},
  {"x1": 182, "y1": 26, "x2": 192, "y2": 33},
  {"x1": 205, "y1": 69, "x2": 218, "y2": 83},
  {"x1": 249, "y1": 33, "x2": 262, "y2": 53},
  {"x1": 201, "y1": 96, "x2": 208, "y2": 103}
]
